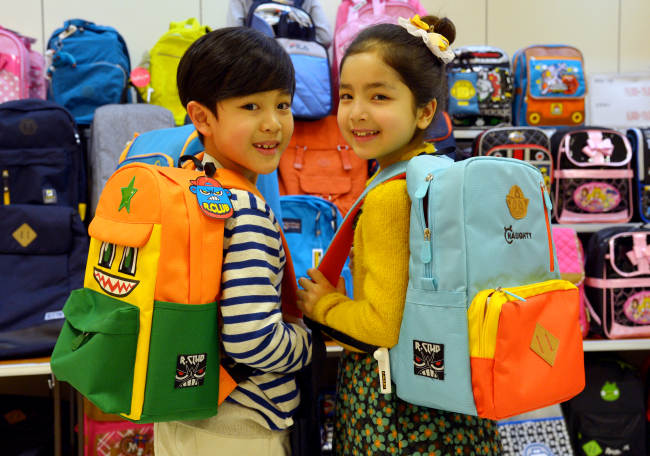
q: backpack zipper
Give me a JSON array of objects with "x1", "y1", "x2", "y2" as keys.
[
  {"x1": 3, "y1": 170, "x2": 9, "y2": 205},
  {"x1": 415, "y1": 173, "x2": 435, "y2": 285},
  {"x1": 540, "y1": 181, "x2": 554, "y2": 272}
]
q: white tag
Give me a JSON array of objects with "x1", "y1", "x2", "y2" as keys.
[
  {"x1": 352, "y1": 0, "x2": 367, "y2": 12},
  {"x1": 146, "y1": 87, "x2": 154, "y2": 102},
  {"x1": 45, "y1": 311, "x2": 65, "y2": 321},
  {"x1": 374, "y1": 347, "x2": 392, "y2": 394}
]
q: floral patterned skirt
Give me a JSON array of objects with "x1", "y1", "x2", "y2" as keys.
[{"x1": 333, "y1": 350, "x2": 502, "y2": 456}]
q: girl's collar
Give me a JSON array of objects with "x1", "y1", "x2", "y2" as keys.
[{"x1": 367, "y1": 142, "x2": 436, "y2": 186}]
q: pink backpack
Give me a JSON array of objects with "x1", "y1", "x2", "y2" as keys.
[
  {"x1": 0, "y1": 26, "x2": 46, "y2": 101},
  {"x1": 553, "y1": 227, "x2": 589, "y2": 338},
  {"x1": 84, "y1": 410, "x2": 153, "y2": 456},
  {"x1": 332, "y1": 0, "x2": 427, "y2": 83}
]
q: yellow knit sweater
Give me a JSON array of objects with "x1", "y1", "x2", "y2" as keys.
[{"x1": 312, "y1": 142, "x2": 436, "y2": 351}]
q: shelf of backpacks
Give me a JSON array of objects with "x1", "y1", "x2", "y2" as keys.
[
  {"x1": 0, "y1": 357, "x2": 52, "y2": 377},
  {"x1": 551, "y1": 222, "x2": 645, "y2": 233}
]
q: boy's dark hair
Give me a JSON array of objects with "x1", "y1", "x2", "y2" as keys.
[
  {"x1": 177, "y1": 27, "x2": 295, "y2": 118},
  {"x1": 340, "y1": 16, "x2": 456, "y2": 126}
]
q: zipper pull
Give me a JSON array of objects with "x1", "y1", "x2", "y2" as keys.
[
  {"x1": 415, "y1": 174, "x2": 434, "y2": 199},
  {"x1": 3, "y1": 170, "x2": 9, "y2": 205},
  {"x1": 495, "y1": 287, "x2": 526, "y2": 302},
  {"x1": 541, "y1": 182, "x2": 552, "y2": 211},
  {"x1": 74, "y1": 132, "x2": 81, "y2": 145},
  {"x1": 422, "y1": 228, "x2": 432, "y2": 264},
  {"x1": 70, "y1": 332, "x2": 90, "y2": 351}
]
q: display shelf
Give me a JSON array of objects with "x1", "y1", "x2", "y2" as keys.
[
  {"x1": 0, "y1": 357, "x2": 52, "y2": 377},
  {"x1": 552, "y1": 222, "x2": 644, "y2": 233},
  {"x1": 453, "y1": 129, "x2": 484, "y2": 140},
  {"x1": 326, "y1": 339, "x2": 650, "y2": 357}
]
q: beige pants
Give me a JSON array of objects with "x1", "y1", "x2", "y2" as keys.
[{"x1": 154, "y1": 421, "x2": 291, "y2": 456}]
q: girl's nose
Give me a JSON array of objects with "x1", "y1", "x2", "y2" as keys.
[{"x1": 349, "y1": 101, "x2": 367, "y2": 122}]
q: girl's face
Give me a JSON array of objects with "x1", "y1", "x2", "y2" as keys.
[
  {"x1": 196, "y1": 89, "x2": 293, "y2": 181},
  {"x1": 337, "y1": 51, "x2": 433, "y2": 169}
]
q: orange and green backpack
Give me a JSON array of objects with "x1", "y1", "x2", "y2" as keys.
[{"x1": 51, "y1": 159, "x2": 301, "y2": 423}]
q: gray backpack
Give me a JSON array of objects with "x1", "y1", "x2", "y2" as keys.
[{"x1": 88, "y1": 104, "x2": 175, "y2": 218}]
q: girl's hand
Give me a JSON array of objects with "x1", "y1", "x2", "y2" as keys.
[{"x1": 296, "y1": 268, "x2": 346, "y2": 320}]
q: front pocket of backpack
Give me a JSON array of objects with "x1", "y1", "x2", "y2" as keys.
[
  {"x1": 470, "y1": 280, "x2": 585, "y2": 419},
  {"x1": 390, "y1": 288, "x2": 477, "y2": 415},
  {"x1": 51, "y1": 288, "x2": 139, "y2": 416},
  {"x1": 141, "y1": 301, "x2": 219, "y2": 421}
]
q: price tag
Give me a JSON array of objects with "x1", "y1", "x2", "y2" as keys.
[
  {"x1": 588, "y1": 73, "x2": 650, "y2": 127},
  {"x1": 130, "y1": 67, "x2": 151, "y2": 88}
]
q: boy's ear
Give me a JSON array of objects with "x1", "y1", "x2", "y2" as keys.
[
  {"x1": 416, "y1": 99, "x2": 437, "y2": 131},
  {"x1": 186, "y1": 101, "x2": 215, "y2": 138}
]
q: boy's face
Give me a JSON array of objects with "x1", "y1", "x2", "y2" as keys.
[{"x1": 202, "y1": 89, "x2": 294, "y2": 180}]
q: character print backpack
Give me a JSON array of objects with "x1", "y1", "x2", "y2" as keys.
[
  {"x1": 562, "y1": 357, "x2": 647, "y2": 456},
  {"x1": 247, "y1": 0, "x2": 332, "y2": 120},
  {"x1": 318, "y1": 152, "x2": 585, "y2": 420},
  {"x1": 134, "y1": 18, "x2": 210, "y2": 126},
  {"x1": 0, "y1": 26, "x2": 46, "y2": 101},
  {"x1": 551, "y1": 127, "x2": 634, "y2": 223},
  {"x1": 497, "y1": 417, "x2": 574, "y2": 456},
  {"x1": 50, "y1": 159, "x2": 301, "y2": 423},
  {"x1": 552, "y1": 227, "x2": 588, "y2": 338},
  {"x1": 47, "y1": 19, "x2": 130, "y2": 125},
  {"x1": 447, "y1": 46, "x2": 513, "y2": 129},
  {"x1": 585, "y1": 226, "x2": 650, "y2": 339},
  {"x1": 512, "y1": 45, "x2": 586, "y2": 127},
  {"x1": 473, "y1": 126, "x2": 553, "y2": 188},
  {"x1": 626, "y1": 127, "x2": 650, "y2": 223},
  {"x1": 332, "y1": 0, "x2": 427, "y2": 84}
]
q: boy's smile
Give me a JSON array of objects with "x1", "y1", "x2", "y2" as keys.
[{"x1": 191, "y1": 89, "x2": 293, "y2": 182}]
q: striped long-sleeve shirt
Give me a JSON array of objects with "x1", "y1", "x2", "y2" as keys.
[{"x1": 216, "y1": 188, "x2": 312, "y2": 430}]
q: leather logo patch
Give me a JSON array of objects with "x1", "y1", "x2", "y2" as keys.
[
  {"x1": 506, "y1": 185, "x2": 529, "y2": 219},
  {"x1": 530, "y1": 323, "x2": 559, "y2": 366}
]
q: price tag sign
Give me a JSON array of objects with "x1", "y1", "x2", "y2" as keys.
[
  {"x1": 130, "y1": 67, "x2": 151, "y2": 88},
  {"x1": 588, "y1": 73, "x2": 650, "y2": 127}
]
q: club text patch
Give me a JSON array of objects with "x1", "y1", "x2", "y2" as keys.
[
  {"x1": 175, "y1": 353, "x2": 207, "y2": 388},
  {"x1": 413, "y1": 340, "x2": 444, "y2": 380}
]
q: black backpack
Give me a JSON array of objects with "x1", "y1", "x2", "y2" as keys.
[{"x1": 562, "y1": 356, "x2": 647, "y2": 455}]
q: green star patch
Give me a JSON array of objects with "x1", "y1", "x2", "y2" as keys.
[{"x1": 118, "y1": 176, "x2": 138, "y2": 213}]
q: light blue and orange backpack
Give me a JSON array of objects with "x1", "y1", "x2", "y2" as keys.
[{"x1": 318, "y1": 152, "x2": 585, "y2": 420}]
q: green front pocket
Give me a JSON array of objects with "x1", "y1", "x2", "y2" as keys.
[
  {"x1": 51, "y1": 288, "x2": 139, "y2": 415},
  {"x1": 140, "y1": 301, "x2": 219, "y2": 422}
]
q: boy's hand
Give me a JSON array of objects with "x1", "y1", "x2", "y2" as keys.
[{"x1": 296, "y1": 268, "x2": 346, "y2": 320}]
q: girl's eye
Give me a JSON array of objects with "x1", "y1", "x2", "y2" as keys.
[
  {"x1": 199, "y1": 189, "x2": 210, "y2": 195},
  {"x1": 242, "y1": 104, "x2": 259, "y2": 111},
  {"x1": 278, "y1": 102, "x2": 291, "y2": 110},
  {"x1": 372, "y1": 94, "x2": 389, "y2": 100},
  {"x1": 339, "y1": 94, "x2": 352, "y2": 100}
]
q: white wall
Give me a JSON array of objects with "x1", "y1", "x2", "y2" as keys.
[{"x1": 1, "y1": 0, "x2": 648, "y2": 74}]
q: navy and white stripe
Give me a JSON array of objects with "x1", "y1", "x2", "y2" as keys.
[{"x1": 220, "y1": 189, "x2": 312, "y2": 430}]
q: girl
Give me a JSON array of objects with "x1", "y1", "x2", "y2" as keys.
[{"x1": 297, "y1": 16, "x2": 502, "y2": 456}]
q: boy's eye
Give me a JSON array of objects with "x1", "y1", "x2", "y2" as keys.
[
  {"x1": 277, "y1": 102, "x2": 291, "y2": 110},
  {"x1": 199, "y1": 189, "x2": 210, "y2": 195},
  {"x1": 242, "y1": 103, "x2": 259, "y2": 111}
]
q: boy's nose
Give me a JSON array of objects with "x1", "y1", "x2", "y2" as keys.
[{"x1": 261, "y1": 112, "x2": 282, "y2": 132}]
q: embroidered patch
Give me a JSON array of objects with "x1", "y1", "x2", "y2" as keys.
[
  {"x1": 118, "y1": 176, "x2": 138, "y2": 213},
  {"x1": 175, "y1": 353, "x2": 207, "y2": 388},
  {"x1": 43, "y1": 188, "x2": 57, "y2": 204},
  {"x1": 413, "y1": 340, "x2": 444, "y2": 380},
  {"x1": 283, "y1": 218, "x2": 302, "y2": 234},
  {"x1": 530, "y1": 323, "x2": 559, "y2": 366},
  {"x1": 189, "y1": 176, "x2": 233, "y2": 219},
  {"x1": 506, "y1": 185, "x2": 529, "y2": 219},
  {"x1": 12, "y1": 223, "x2": 37, "y2": 248}
]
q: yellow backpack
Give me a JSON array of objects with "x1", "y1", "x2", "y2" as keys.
[{"x1": 136, "y1": 19, "x2": 210, "y2": 125}]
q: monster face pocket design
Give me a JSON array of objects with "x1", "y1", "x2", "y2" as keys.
[
  {"x1": 467, "y1": 280, "x2": 585, "y2": 420},
  {"x1": 176, "y1": 353, "x2": 207, "y2": 388},
  {"x1": 413, "y1": 340, "x2": 444, "y2": 380},
  {"x1": 189, "y1": 176, "x2": 233, "y2": 219}
]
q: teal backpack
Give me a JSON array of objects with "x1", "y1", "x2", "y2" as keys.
[{"x1": 317, "y1": 153, "x2": 585, "y2": 419}]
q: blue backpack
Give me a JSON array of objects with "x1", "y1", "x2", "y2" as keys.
[
  {"x1": 246, "y1": 0, "x2": 332, "y2": 120},
  {"x1": 47, "y1": 19, "x2": 131, "y2": 124},
  {"x1": 0, "y1": 99, "x2": 88, "y2": 359},
  {"x1": 117, "y1": 124, "x2": 284, "y2": 224},
  {"x1": 280, "y1": 195, "x2": 353, "y2": 298},
  {"x1": 317, "y1": 153, "x2": 584, "y2": 419}
]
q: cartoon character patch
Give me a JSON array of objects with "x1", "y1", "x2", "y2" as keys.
[
  {"x1": 175, "y1": 353, "x2": 207, "y2": 388},
  {"x1": 93, "y1": 242, "x2": 140, "y2": 297},
  {"x1": 535, "y1": 62, "x2": 581, "y2": 96},
  {"x1": 413, "y1": 340, "x2": 444, "y2": 380},
  {"x1": 573, "y1": 182, "x2": 621, "y2": 213},
  {"x1": 623, "y1": 292, "x2": 650, "y2": 325},
  {"x1": 189, "y1": 176, "x2": 233, "y2": 219},
  {"x1": 600, "y1": 381, "x2": 620, "y2": 401}
]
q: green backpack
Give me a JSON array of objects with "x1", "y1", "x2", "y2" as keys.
[{"x1": 137, "y1": 18, "x2": 210, "y2": 125}]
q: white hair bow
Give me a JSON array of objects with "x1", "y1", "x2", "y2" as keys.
[{"x1": 397, "y1": 16, "x2": 455, "y2": 64}]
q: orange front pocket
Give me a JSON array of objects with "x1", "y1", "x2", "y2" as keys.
[{"x1": 468, "y1": 281, "x2": 585, "y2": 420}]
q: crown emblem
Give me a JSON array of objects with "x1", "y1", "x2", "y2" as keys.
[{"x1": 506, "y1": 185, "x2": 529, "y2": 219}]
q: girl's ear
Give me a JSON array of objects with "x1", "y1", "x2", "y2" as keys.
[
  {"x1": 186, "y1": 101, "x2": 215, "y2": 138},
  {"x1": 416, "y1": 99, "x2": 437, "y2": 130}
]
